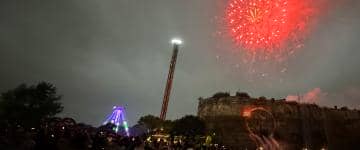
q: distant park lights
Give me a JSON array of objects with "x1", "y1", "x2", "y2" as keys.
[{"x1": 171, "y1": 38, "x2": 183, "y2": 45}]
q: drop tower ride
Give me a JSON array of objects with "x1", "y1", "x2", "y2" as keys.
[{"x1": 159, "y1": 38, "x2": 182, "y2": 120}]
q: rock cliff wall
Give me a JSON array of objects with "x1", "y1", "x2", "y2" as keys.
[{"x1": 198, "y1": 93, "x2": 360, "y2": 149}]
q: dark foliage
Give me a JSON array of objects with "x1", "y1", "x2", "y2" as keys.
[
  {"x1": 170, "y1": 115, "x2": 206, "y2": 137},
  {"x1": 235, "y1": 92, "x2": 250, "y2": 98},
  {"x1": 137, "y1": 115, "x2": 163, "y2": 131},
  {"x1": 0, "y1": 82, "x2": 63, "y2": 128},
  {"x1": 212, "y1": 92, "x2": 230, "y2": 99}
]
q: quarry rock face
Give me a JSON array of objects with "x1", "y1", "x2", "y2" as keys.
[{"x1": 198, "y1": 92, "x2": 360, "y2": 150}]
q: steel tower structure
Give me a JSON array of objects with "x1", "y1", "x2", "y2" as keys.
[{"x1": 160, "y1": 39, "x2": 182, "y2": 120}]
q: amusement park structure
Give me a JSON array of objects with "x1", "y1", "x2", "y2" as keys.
[
  {"x1": 103, "y1": 106, "x2": 130, "y2": 136},
  {"x1": 198, "y1": 92, "x2": 360, "y2": 149},
  {"x1": 159, "y1": 38, "x2": 182, "y2": 120}
]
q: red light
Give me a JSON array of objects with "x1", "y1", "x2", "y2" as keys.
[
  {"x1": 243, "y1": 110, "x2": 252, "y2": 117},
  {"x1": 225, "y1": 0, "x2": 315, "y2": 51}
]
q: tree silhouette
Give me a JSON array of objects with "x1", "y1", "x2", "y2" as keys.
[
  {"x1": 212, "y1": 92, "x2": 230, "y2": 98},
  {"x1": 137, "y1": 115, "x2": 163, "y2": 131},
  {"x1": 137, "y1": 114, "x2": 174, "y2": 134},
  {"x1": 171, "y1": 115, "x2": 206, "y2": 137},
  {"x1": 0, "y1": 82, "x2": 63, "y2": 128}
]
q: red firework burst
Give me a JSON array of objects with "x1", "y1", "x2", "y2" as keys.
[{"x1": 226, "y1": 0, "x2": 314, "y2": 51}]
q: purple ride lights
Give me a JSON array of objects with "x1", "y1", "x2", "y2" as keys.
[{"x1": 103, "y1": 106, "x2": 129, "y2": 136}]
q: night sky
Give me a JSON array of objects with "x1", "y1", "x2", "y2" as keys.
[{"x1": 1, "y1": 0, "x2": 360, "y2": 126}]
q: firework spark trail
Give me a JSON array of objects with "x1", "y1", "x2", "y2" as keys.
[
  {"x1": 216, "y1": 0, "x2": 329, "y2": 79},
  {"x1": 212, "y1": 0, "x2": 330, "y2": 82},
  {"x1": 249, "y1": 133, "x2": 282, "y2": 150},
  {"x1": 225, "y1": 0, "x2": 321, "y2": 62}
]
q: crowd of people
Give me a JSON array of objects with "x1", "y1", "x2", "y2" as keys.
[{"x1": 0, "y1": 117, "x2": 228, "y2": 150}]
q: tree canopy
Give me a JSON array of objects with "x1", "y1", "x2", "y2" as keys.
[
  {"x1": 137, "y1": 115, "x2": 163, "y2": 130},
  {"x1": 0, "y1": 82, "x2": 63, "y2": 127},
  {"x1": 170, "y1": 115, "x2": 206, "y2": 137}
]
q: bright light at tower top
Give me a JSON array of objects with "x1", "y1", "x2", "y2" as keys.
[{"x1": 171, "y1": 38, "x2": 183, "y2": 45}]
